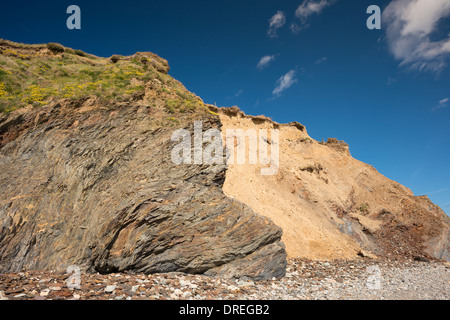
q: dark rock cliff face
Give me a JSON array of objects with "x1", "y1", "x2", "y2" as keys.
[{"x1": 0, "y1": 99, "x2": 286, "y2": 280}]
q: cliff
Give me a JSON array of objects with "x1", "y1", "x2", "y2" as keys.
[
  {"x1": 0, "y1": 40, "x2": 286, "y2": 279},
  {"x1": 0, "y1": 40, "x2": 448, "y2": 280}
]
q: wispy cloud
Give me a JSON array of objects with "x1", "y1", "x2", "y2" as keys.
[
  {"x1": 411, "y1": 167, "x2": 422, "y2": 182},
  {"x1": 226, "y1": 89, "x2": 244, "y2": 100},
  {"x1": 431, "y1": 97, "x2": 449, "y2": 111},
  {"x1": 290, "y1": 22, "x2": 307, "y2": 34},
  {"x1": 273, "y1": 70, "x2": 298, "y2": 97},
  {"x1": 257, "y1": 55, "x2": 277, "y2": 70},
  {"x1": 383, "y1": 0, "x2": 450, "y2": 72},
  {"x1": 295, "y1": 0, "x2": 333, "y2": 20},
  {"x1": 268, "y1": 11, "x2": 286, "y2": 38},
  {"x1": 315, "y1": 57, "x2": 327, "y2": 64},
  {"x1": 426, "y1": 188, "x2": 449, "y2": 195},
  {"x1": 386, "y1": 76, "x2": 397, "y2": 86},
  {"x1": 292, "y1": 0, "x2": 334, "y2": 33}
]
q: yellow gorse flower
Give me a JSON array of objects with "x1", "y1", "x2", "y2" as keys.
[
  {"x1": 0, "y1": 67, "x2": 12, "y2": 75},
  {"x1": 0, "y1": 82, "x2": 7, "y2": 97},
  {"x1": 21, "y1": 85, "x2": 58, "y2": 104}
]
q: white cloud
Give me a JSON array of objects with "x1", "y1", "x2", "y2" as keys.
[
  {"x1": 295, "y1": 0, "x2": 333, "y2": 21},
  {"x1": 273, "y1": 70, "x2": 298, "y2": 96},
  {"x1": 383, "y1": 0, "x2": 450, "y2": 72},
  {"x1": 315, "y1": 57, "x2": 327, "y2": 64},
  {"x1": 290, "y1": 22, "x2": 307, "y2": 34},
  {"x1": 431, "y1": 97, "x2": 449, "y2": 111},
  {"x1": 292, "y1": 0, "x2": 334, "y2": 32},
  {"x1": 386, "y1": 76, "x2": 397, "y2": 86},
  {"x1": 257, "y1": 55, "x2": 277, "y2": 70},
  {"x1": 235, "y1": 89, "x2": 244, "y2": 97},
  {"x1": 268, "y1": 11, "x2": 286, "y2": 38},
  {"x1": 426, "y1": 188, "x2": 449, "y2": 195}
]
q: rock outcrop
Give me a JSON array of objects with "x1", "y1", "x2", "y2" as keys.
[
  {"x1": 0, "y1": 99, "x2": 285, "y2": 279},
  {"x1": 219, "y1": 107, "x2": 450, "y2": 262}
]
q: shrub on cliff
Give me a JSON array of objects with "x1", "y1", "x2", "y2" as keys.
[
  {"x1": 110, "y1": 55, "x2": 122, "y2": 63},
  {"x1": 74, "y1": 49, "x2": 87, "y2": 57},
  {"x1": 47, "y1": 43, "x2": 65, "y2": 53}
]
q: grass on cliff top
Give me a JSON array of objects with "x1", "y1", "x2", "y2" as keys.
[{"x1": 0, "y1": 40, "x2": 210, "y2": 116}]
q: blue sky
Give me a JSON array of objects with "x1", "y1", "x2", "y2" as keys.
[{"x1": 1, "y1": 0, "x2": 449, "y2": 214}]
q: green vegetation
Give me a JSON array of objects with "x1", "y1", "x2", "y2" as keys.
[
  {"x1": 110, "y1": 55, "x2": 122, "y2": 63},
  {"x1": 164, "y1": 95, "x2": 206, "y2": 115},
  {"x1": 0, "y1": 40, "x2": 213, "y2": 117},
  {"x1": 359, "y1": 203, "x2": 370, "y2": 215},
  {"x1": 167, "y1": 117, "x2": 180, "y2": 124},
  {"x1": 47, "y1": 43, "x2": 65, "y2": 53},
  {"x1": 65, "y1": 48, "x2": 75, "y2": 55},
  {"x1": 73, "y1": 49, "x2": 87, "y2": 57}
]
